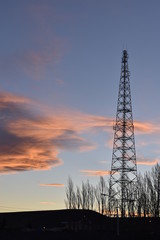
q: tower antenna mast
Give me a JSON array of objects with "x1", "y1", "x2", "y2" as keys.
[{"x1": 109, "y1": 50, "x2": 137, "y2": 217}]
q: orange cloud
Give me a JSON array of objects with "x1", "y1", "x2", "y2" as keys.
[
  {"x1": 40, "y1": 183, "x2": 64, "y2": 187},
  {"x1": 134, "y1": 120, "x2": 160, "y2": 135},
  {"x1": 1, "y1": 91, "x2": 160, "y2": 174},
  {"x1": 71, "y1": 113, "x2": 113, "y2": 132},
  {"x1": 0, "y1": 92, "x2": 30, "y2": 104},
  {"x1": 80, "y1": 170, "x2": 111, "y2": 177},
  {"x1": 106, "y1": 138, "x2": 113, "y2": 149},
  {"x1": 0, "y1": 92, "x2": 98, "y2": 174},
  {"x1": 40, "y1": 202, "x2": 55, "y2": 205},
  {"x1": 137, "y1": 156, "x2": 160, "y2": 166},
  {"x1": 134, "y1": 121, "x2": 156, "y2": 134},
  {"x1": 137, "y1": 161, "x2": 158, "y2": 166}
]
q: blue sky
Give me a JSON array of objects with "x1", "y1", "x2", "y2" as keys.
[{"x1": 0, "y1": 0, "x2": 160, "y2": 212}]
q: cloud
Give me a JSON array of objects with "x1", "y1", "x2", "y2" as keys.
[
  {"x1": 21, "y1": 44, "x2": 65, "y2": 80},
  {"x1": 1, "y1": 91, "x2": 160, "y2": 174},
  {"x1": 0, "y1": 92, "x2": 98, "y2": 174},
  {"x1": 72, "y1": 115, "x2": 160, "y2": 136},
  {"x1": 136, "y1": 154, "x2": 160, "y2": 166},
  {"x1": 137, "y1": 161, "x2": 158, "y2": 166},
  {"x1": 134, "y1": 121, "x2": 160, "y2": 135},
  {"x1": 0, "y1": 45, "x2": 64, "y2": 81},
  {"x1": 0, "y1": 2, "x2": 68, "y2": 82},
  {"x1": 99, "y1": 161, "x2": 107, "y2": 164},
  {"x1": 137, "y1": 156, "x2": 160, "y2": 166},
  {"x1": 40, "y1": 183, "x2": 64, "y2": 187},
  {"x1": 80, "y1": 170, "x2": 111, "y2": 177},
  {"x1": 40, "y1": 202, "x2": 55, "y2": 205},
  {"x1": 54, "y1": 111, "x2": 113, "y2": 134},
  {"x1": 106, "y1": 137, "x2": 113, "y2": 149},
  {"x1": 0, "y1": 92, "x2": 31, "y2": 105}
]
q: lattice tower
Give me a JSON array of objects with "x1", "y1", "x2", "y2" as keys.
[{"x1": 109, "y1": 50, "x2": 137, "y2": 217}]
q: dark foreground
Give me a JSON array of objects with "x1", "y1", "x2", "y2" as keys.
[{"x1": 0, "y1": 209, "x2": 160, "y2": 240}]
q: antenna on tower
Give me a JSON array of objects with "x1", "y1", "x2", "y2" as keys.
[{"x1": 109, "y1": 50, "x2": 137, "y2": 217}]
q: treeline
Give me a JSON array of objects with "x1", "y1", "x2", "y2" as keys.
[
  {"x1": 64, "y1": 176, "x2": 108, "y2": 215},
  {"x1": 64, "y1": 164, "x2": 160, "y2": 217}
]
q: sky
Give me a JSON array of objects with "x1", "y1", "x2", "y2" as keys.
[{"x1": 1, "y1": 0, "x2": 160, "y2": 212}]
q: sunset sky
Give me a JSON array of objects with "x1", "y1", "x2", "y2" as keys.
[{"x1": 1, "y1": 0, "x2": 160, "y2": 212}]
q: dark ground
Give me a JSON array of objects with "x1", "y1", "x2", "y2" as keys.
[{"x1": 0, "y1": 209, "x2": 160, "y2": 240}]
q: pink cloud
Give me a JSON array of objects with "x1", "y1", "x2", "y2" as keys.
[
  {"x1": 0, "y1": 92, "x2": 30, "y2": 104},
  {"x1": 40, "y1": 183, "x2": 64, "y2": 187},
  {"x1": 0, "y1": 3, "x2": 69, "y2": 83},
  {"x1": 21, "y1": 3, "x2": 68, "y2": 81},
  {"x1": 80, "y1": 170, "x2": 111, "y2": 177},
  {"x1": 106, "y1": 137, "x2": 113, "y2": 149},
  {"x1": 1, "y1": 91, "x2": 160, "y2": 174},
  {"x1": 0, "y1": 44, "x2": 64, "y2": 81},
  {"x1": 20, "y1": 45, "x2": 64, "y2": 80},
  {"x1": 137, "y1": 156, "x2": 160, "y2": 166},
  {"x1": 134, "y1": 121, "x2": 160, "y2": 134},
  {"x1": 0, "y1": 92, "x2": 97, "y2": 174},
  {"x1": 40, "y1": 202, "x2": 55, "y2": 205},
  {"x1": 99, "y1": 161, "x2": 107, "y2": 164},
  {"x1": 137, "y1": 161, "x2": 158, "y2": 166}
]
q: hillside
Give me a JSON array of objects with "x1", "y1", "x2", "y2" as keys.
[{"x1": 0, "y1": 209, "x2": 160, "y2": 239}]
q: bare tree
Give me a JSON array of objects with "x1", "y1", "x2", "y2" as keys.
[
  {"x1": 137, "y1": 173, "x2": 144, "y2": 217},
  {"x1": 65, "y1": 178, "x2": 96, "y2": 210},
  {"x1": 151, "y1": 163, "x2": 160, "y2": 217},
  {"x1": 81, "y1": 181, "x2": 87, "y2": 209},
  {"x1": 139, "y1": 173, "x2": 151, "y2": 217},
  {"x1": 64, "y1": 166, "x2": 160, "y2": 217},
  {"x1": 65, "y1": 176, "x2": 75, "y2": 209},
  {"x1": 95, "y1": 177, "x2": 108, "y2": 214},
  {"x1": 89, "y1": 184, "x2": 95, "y2": 210},
  {"x1": 95, "y1": 184, "x2": 101, "y2": 213},
  {"x1": 100, "y1": 176, "x2": 107, "y2": 214},
  {"x1": 76, "y1": 186, "x2": 82, "y2": 209},
  {"x1": 126, "y1": 182, "x2": 137, "y2": 217}
]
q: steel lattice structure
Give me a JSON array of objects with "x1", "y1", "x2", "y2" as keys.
[{"x1": 109, "y1": 50, "x2": 137, "y2": 217}]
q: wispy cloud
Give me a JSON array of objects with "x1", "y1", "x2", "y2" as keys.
[
  {"x1": 99, "y1": 160, "x2": 107, "y2": 164},
  {"x1": 0, "y1": 92, "x2": 31, "y2": 105},
  {"x1": 0, "y1": 44, "x2": 64, "y2": 81},
  {"x1": 106, "y1": 137, "x2": 113, "y2": 149},
  {"x1": 80, "y1": 170, "x2": 111, "y2": 176},
  {"x1": 21, "y1": 48, "x2": 63, "y2": 80},
  {"x1": 0, "y1": 92, "x2": 99, "y2": 174},
  {"x1": 134, "y1": 121, "x2": 160, "y2": 134},
  {"x1": 1, "y1": 91, "x2": 160, "y2": 174},
  {"x1": 137, "y1": 156, "x2": 160, "y2": 166},
  {"x1": 0, "y1": 3, "x2": 67, "y2": 82},
  {"x1": 40, "y1": 202, "x2": 55, "y2": 205},
  {"x1": 40, "y1": 183, "x2": 64, "y2": 187},
  {"x1": 137, "y1": 161, "x2": 158, "y2": 166},
  {"x1": 24, "y1": 2, "x2": 67, "y2": 81}
]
